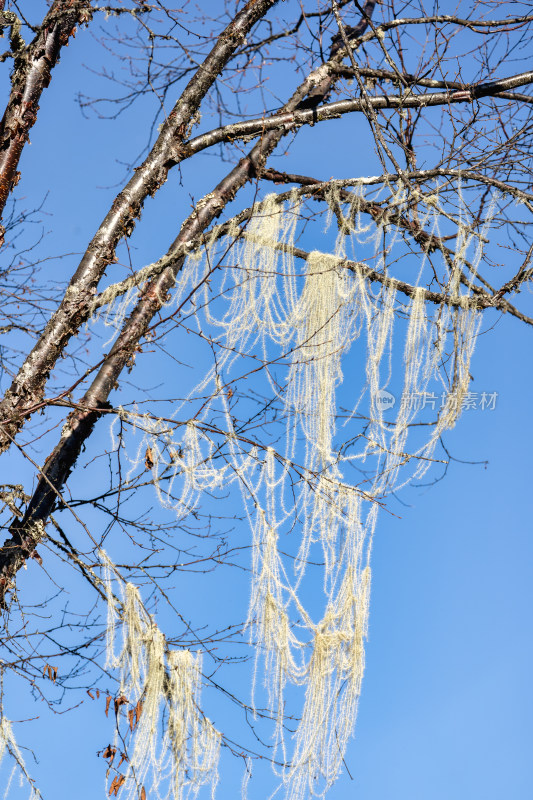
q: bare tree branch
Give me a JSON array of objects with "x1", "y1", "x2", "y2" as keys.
[
  {"x1": 0, "y1": 0, "x2": 281, "y2": 454},
  {"x1": 0, "y1": 1, "x2": 93, "y2": 225},
  {"x1": 0, "y1": 0, "x2": 380, "y2": 606}
]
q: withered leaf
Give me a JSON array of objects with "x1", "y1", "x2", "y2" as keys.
[
  {"x1": 126, "y1": 698, "x2": 143, "y2": 732},
  {"x1": 105, "y1": 695, "x2": 112, "y2": 717},
  {"x1": 114, "y1": 694, "x2": 128, "y2": 715},
  {"x1": 43, "y1": 664, "x2": 58, "y2": 682},
  {"x1": 102, "y1": 745, "x2": 116, "y2": 766},
  {"x1": 144, "y1": 446, "x2": 154, "y2": 470},
  {"x1": 109, "y1": 774, "x2": 125, "y2": 797}
]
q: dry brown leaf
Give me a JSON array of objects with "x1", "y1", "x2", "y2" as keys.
[
  {"x1": 114, "y1": 694, "x2": 128, "y2": 716},
  {"x1": 102, "y1": 745, "x2": 116, "y2": 766},
  {"x1": 108, "y1": 774, "x2": 125, "y2": 797},
  {"x1": 42, "y1": 664, "x2": 58, "y2": 683},
  {"x1": 144, "y1": 446, "x2": 154, "y2": 470}
]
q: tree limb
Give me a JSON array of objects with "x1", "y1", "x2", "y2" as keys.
[
  {"x1": 0, "y1": 1, "x2": 92, "y2": 225},
  {"x1": 0, "y1": 0, "x2": 280, "y2": 454},
  {"x1": 0, "y1": 0, "x2": 379, "y2": 608}
]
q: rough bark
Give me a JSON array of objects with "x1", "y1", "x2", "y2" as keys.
[{"x1": 0, "y1": 1, "x2": 92, "y2": 225}]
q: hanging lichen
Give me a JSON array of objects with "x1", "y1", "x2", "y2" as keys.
[
  {"x1": 101, "y1": 562, "x2": 221, "y2": 800},
  {"x1": 0, "y1": 714, "x2": 40, "y2": 799},
  {"x1": 96, "y1": 181, "x2": 496, "y2": 799}
]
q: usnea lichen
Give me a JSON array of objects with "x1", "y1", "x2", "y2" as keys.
[{"x1": 95, "y1": 181, "x2": 496, "y2": 799}]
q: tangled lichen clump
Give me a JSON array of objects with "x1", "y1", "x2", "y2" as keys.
[
  {"x1": 102, "y1": 562, "x2": 221, "y2": 800},
  {"x1": 0, "y1": 715, "x2": 40, "y2": 799}
]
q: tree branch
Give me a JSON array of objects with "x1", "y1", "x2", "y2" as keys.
[
  {"x1": 0, "y1": 1, "x2": 92, "y2": 226},
  {"x1": 0, "y1": 0, "x2": 379, "y2": 608},
  {"x1": 0, "y1": 0, "x2": 280, "y2": 454},
  {"x1": 172, "y1": 70, "x2": 533, "y2": 158}
]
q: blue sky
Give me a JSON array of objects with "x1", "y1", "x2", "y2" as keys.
[{"x1": 1, "y1": 3, "x2": 532, "y2": 799}]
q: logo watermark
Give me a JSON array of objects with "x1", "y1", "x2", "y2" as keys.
[
  {"x1": 374, "y1": 390, "x2": 498, "y2": 412},
  {"x1": 375, "y1": 389, "x2": 396, "y2": 413}
]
